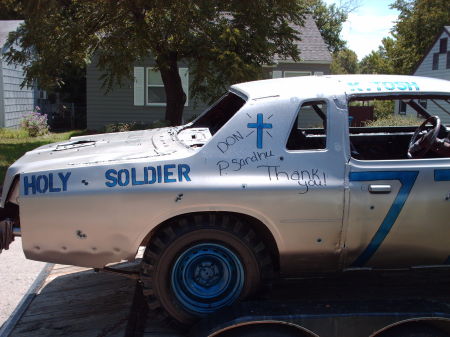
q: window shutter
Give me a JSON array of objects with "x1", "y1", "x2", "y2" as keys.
[
  {"x1": 179, "y1": 67, "x2": 189, "y2": 106},
  {"x1": 272, "y1": 70, "x2": 282, "y2": 78},
  {"x1": 134, "y1": 67, "x2": 145, "y2": 106}
]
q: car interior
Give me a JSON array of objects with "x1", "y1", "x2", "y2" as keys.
[{"x1": 286, "y1": 95, "x2": 450, "y2": 160}]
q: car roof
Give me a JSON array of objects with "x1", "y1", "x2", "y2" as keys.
[{"x1": 230, "y1": 75, "x2": 450, "y2": 101}]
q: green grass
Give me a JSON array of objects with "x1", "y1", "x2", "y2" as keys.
[{"x1": 0, "y1": 129, "x2": 87, "y2": 185}]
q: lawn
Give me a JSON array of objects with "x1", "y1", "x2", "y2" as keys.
[{"x1": 0, "y1": 129, "x2": 86, "y2": 186}]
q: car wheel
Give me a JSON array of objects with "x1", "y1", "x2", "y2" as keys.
[{"x1": 140, "y1": 213, "x2": 273, "y2": 325}]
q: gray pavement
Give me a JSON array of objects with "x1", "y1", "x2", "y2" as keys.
[{"x1": 0, "y1": 238, "x2": 46, "y2": 328}]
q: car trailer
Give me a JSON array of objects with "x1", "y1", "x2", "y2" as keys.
[{"x1": 2, "y1": 259, "x2": 450, "y2": 337}]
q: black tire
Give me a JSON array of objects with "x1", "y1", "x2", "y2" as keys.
[
  {"x1": 140, "y1": 213, "x2": 273, "y2": 325},
  {"x1": 378, "y1": 322, "x2": 449, "y2": 337}
]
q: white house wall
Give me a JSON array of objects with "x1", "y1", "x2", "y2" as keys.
[{"x1": 1, "y1": 59, "x2": 34, "y2": 128}]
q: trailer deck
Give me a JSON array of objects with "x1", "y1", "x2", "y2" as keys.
[{"x1": 5, "y1": 263, "x2": 450, "y2": 337}]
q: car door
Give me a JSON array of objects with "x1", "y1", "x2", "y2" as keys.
[
  {"x1": 273, "y1": 98, "x2": 347, "y2": 273},
  {"x1": 344, "y1": 104, "x2": 450, "y2": 269}
]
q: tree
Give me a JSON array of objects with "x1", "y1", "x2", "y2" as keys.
[
  {"x1": 330, "y1": 48, "x2": 359, "y2": 74},
  {"x1": 4, "y1": 0, "x2": 308, "y2": 126},
  {"x1": 390, "y1": 0, "x2": 450, "y2": 74},
  {"x1": 359, "y1": 37, "x2": 396, "y2": 74},
  {"x1": 308, "y1": 0, "x2": 355, "y2": 53}
]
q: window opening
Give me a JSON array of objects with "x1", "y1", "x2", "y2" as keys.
[
  {"x1": 286, "y1": 100, "x2": 327, "y2": 150},
  {"x1": 348, "y1": 95, "x2": 450, "y2": 161},
  {"x1": 188, "y1": 92, "x2": 246, "y2": 136}
]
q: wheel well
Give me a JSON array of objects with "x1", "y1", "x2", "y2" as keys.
[
  {"x1": 372, "y1": 319, "x2": 450, "y2": 337},
  {"x1": 140, "y1": 211, "x2": 280, "y2": 271},
  {"x1": 211, "y1": 322, "x2": 318, "y2": 337}
]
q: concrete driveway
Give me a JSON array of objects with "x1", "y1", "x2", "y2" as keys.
[{"x1": 0, "y1": 238, "x2": 46, "y2": 328}]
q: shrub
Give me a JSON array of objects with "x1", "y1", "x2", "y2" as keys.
[
  {"x1": 364, "y1": 114, "x2": 421, "y2": 127},
  {"x1": 20, "y1": 109, "x2": 49, "y2": 137},
  {"x1": 104, "y1": 120, "x2": 171, "y2": 133}
]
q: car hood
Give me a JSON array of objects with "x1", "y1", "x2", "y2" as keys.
[{"x1": 1, "y1": 127, "x2": 195, "y2": 206}]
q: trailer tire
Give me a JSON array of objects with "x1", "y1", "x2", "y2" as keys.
[
  {"x1": 377, "y1": 322, "x2": 449, "y2": 337},
  {"x1": 140, "y1": 213, "x2": 273, "y2": 325},
  {"x1": 216, "y1": 324, "x2": 309, "y2": 337}
]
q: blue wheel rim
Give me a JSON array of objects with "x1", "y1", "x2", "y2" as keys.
[{"x1": 171, "y1": 243, "x2": 245, "y2": 315}]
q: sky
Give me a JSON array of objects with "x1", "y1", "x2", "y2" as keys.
[{"x1": 323, "y1": 0, "x2": 400, "y2": 60}]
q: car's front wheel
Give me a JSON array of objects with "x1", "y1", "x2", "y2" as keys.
[{"x1": 140, "y1": 213, "x2": 273, "y2": 325}]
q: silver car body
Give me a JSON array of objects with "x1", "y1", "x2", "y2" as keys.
[{"x1": 2, "y1": 75, "x2": 450, "y2": 276}]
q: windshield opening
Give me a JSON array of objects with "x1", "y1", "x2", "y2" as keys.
[{"x1": 188, "y1": 92, "x2": 246, "y2": 135}]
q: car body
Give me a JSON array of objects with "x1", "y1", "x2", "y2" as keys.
[{"x1": 1, "y1": 74, "x2": 450, "y2": 323}]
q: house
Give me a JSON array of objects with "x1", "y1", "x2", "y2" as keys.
[
  {"x1": 0, "y1": 20, "x2": 36, "y2": 129},
  {"x1": 397, "y1": 26, "x2": 450, "y2": 124},
  {"x1": 86, "y1": 15, "x2": 332, "y2": 130}
]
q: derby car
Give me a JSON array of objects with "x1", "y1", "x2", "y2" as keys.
[{"x1": 1, "y1": 75, "x2": 450, "y2": 324}]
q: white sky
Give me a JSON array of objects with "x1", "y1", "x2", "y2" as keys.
[{"x1": 323, "y1": 0, "x2": 399, "y2": 60}]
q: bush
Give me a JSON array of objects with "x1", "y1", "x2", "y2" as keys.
[
  {"x1": 104, "y1": 120, "x2": 171, "y2": 133},
  {"x1": 373, "y1": 100, "x2": 394, "y2": 120},
  {"x1": 20, "y1": 109, "x2": 49, "y2": 137},
  {"x1": 364, "y1": 114, "x2": 421, "y2": 127}
]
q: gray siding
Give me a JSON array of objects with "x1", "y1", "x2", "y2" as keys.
[
  {"x1": 399, "y1": 99, "x2": 450, "y2": 126},
  {"x1": 0, "y1": 57, "x2": 3, "y2": 127},
  {"x1": 87, "y1": 59, "x2": 207, "y2": 130},
  {"x1": 1, "y1": 59, "x2": 34, "y2": 128},
  {"x1": 265, "y1": 62, "x2": 330, "y2": 77},
  {"x1": 401, "y1": 29, "x2": 450, "y2": 125},
  {"x1": 414, "y1": 30, "x2": 450, "y2": 81},
  {"x1": 87, "y1": 57, "x2": 330, "y2": 130}
]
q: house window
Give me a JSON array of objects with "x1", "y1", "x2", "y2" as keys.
[
  {"x1": 284, "y1": 71, "x2": 312, "y2": 77},
  {"x1": 399, "y1": 101, "x2": 407, "y2": 115},
  {"x1": 440, "y1": 38, "x2": 448, "y2": 54},
  {"x1": 133, "y1": 67, "x2": 189, "y2": 106},
  {"x1": 147, "y1": 68, "x2": 165, "y2": 105},
  {"x1": 432, "y1": 53, "x2": 439, "y2": 70},
  {"x1": 447, "y1": 51, "x2": 450, "y2": 69},
  {"x1": 419, "y1": 99, "x2": 427, "y2": 109}
]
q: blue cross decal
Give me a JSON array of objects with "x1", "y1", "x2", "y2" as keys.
[{"x1": 247, "y1": 113, "x2": 272, "y2": 149}]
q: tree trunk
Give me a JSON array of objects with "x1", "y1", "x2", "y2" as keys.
[{"x1": 158, "y1": 53, "x2": 186, "y2": 126}]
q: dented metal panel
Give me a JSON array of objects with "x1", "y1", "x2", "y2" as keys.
[{"x1": 1, "y1": 74, "x2": 450, "y2": 276}]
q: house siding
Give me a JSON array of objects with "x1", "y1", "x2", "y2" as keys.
[
  {"x1": 414, "y1": 30, "x2": 450, "y2": 81},
  {"x1": 0, "y1": 57, "x2": 3, "y2": 128},
  {"x1": 402, "y1": 29, "x2": 450, "y2": 125},
  {"x1": 88, "y1": 61, "x2": 330, "y2": 130},
  {"x1": 1, "y1": 59, "x2": 34, "y2": 128},
  {"x1": 266, "y1": 62, "x2": 330, "y2": 77},
  {"x1": 87, "y1": 58, "x2": 207, "y2": 130}
]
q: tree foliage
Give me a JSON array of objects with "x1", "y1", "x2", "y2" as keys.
[
  {"x1": 308, "y1": 0, "x2": 360, "y2": 53},
  {"x1": 330, "y1": 48, "x2": 359, "y2": 74},
  {"x1": 389, "y1": 0, "x2": 450, "y2": 74},
  {"x1": 359, "y1": 37, "x2": 396, "y2": 74},
  {"x1": 308, "y1": 0, "x2": 347, "y2": 53},
  {"x1": 4, "y1": 0, "x2": 308, "y2": 125}
]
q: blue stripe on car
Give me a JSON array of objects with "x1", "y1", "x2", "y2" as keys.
[
  {"x1": 349, "y1": 171, "x2": 419, "y2": 267},
  {"x1": 434, "y1": 169, "x2": 450, "y2": 181}
]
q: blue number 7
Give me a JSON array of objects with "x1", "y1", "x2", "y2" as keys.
[{"x1": 349, "y1": 171, "x2": 419, "y2": 267}]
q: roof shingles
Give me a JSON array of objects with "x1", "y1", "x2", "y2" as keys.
[{"x1": 274, "y1": 15, "x2": 332, "y2": 63}]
